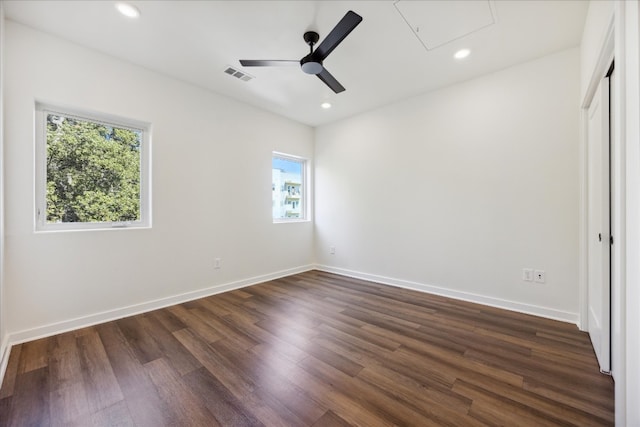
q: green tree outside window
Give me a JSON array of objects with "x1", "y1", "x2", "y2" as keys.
[{"x1": 46, "y1": 113, "x2": 141, "y2": 223}]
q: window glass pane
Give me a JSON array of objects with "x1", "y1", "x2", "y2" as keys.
[
  {"x1": 45, "y1": 112, "x2": 142, "y2": 224},
  {"x1": 272, "y1": 155, "x2": 304, "y2": 220}
]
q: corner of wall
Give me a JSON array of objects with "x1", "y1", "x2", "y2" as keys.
[
  {"x1": 0, "y1": 0, "x2": 8, "y2": 390},
  {"x1": 0, "y1": 336, "x2": 9, "y2": 390},
  {"x1": 4, "y1": 264, "x2": 315, "y2": 347},
  {"x1": 314, "y1": 265, "x2": 579, "y2": 325}
]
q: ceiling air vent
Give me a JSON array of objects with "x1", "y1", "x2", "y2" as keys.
[{"x1": 224, "y1": 66, "x2": 254, "y2": 82}]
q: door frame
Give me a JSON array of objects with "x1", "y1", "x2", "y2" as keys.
[
  {"x1": 579, "y1": 12, "x2": 614, "y2": 335},
  {"x1": 579, "y1": 2, "x2": 639, "y2": 423}
]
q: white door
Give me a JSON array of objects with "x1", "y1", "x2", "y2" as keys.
[{"x1": 587, "y1": 76, "x2": 611, "y2": 373}]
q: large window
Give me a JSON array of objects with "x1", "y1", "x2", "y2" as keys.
[
  {"x1": 272, "y1": 153, "x2": 307, "y2": 221},
  {"x1": 35, "y1": 104, "x2": 150, "y2": 231}
]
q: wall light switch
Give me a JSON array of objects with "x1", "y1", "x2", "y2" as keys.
[
  {"x1": 534, "y1": 270, "x2": 545, "y2": 283},
  {"x1": 523, "y1": 268, "x2": 533, "y2": 281},
  {"x1": 330, "y1": 246, "x2": 336, "y2": 255}
]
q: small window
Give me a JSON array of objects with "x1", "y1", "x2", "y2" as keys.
[
  {"x1": 272, "y1": 153, "x2": 307, "y2": 222},
  {"x1": 35, "y1": 104, "x2": 151, "y2": 231}
]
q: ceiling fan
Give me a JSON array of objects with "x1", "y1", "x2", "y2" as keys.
[{"x1": 239, "y1": 11, "x2": 363, "y2": 94}]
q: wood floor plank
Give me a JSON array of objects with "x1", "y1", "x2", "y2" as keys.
[
  {"x1": 358, "y1": 363, "x2": 472, "y2": 416},
  {"x1": 147, "y1": 307, "x2": 188, "y2": 333},
  {"x1": 115, "y1": 316, "x2": 163, "y2": 365},
  {"x1": 167, "y1": 305, "x2": 223, "y2": 344},
  {"x1": 365, "y1": 323, "x2": 526, "y2": 387},
  {"x1": 453, "y1": 377, "x2": 610, "y2": 426},
  {"x1": 311, "y1": 410, "x2": 353, "y2": 427},
  {"x1": 467, "y1": 398, "x2": 563, "y2": 427},
  {"x1": 182, "y1": 367, "x2": 265, "y2": 427},
  {"x1": 16, "y1": 338, "x2": 49, "y2": 374},
  {"x1": 49, "y1": 381, "x2": 91, "y2": 427},
  {"x1": 225, "y1": 319, "x2": 310, "y2": 364},
  {"x1": 211, "y1": 337, "x2": 328, "y2": 426},
  {"x1": 145, "y1": 358, "x2": 219, "y2": 426},
  {"x1": 49, "y1": 333, "x2": 84, "y2": 392},
  {"x1": 97, "y1": 322, "x2": 179, "y2": 427},
  {"x1": 76, "y1": 331, "x2": 125, "y2": 413},
  {"x1": 90, "y1": 400, "x2": 136, "y2": 427},
  {"x1": 298, "y1": 354, "x2": 448, "y2": 427},
  {"x1": 136, "y1": 313, "x2": 202, "y2": 376},
  {"x1": 172, "y1": 328, "x2": 256, "y2": 398},
  {"x1": 464, "y1": 346, "x2": 612, "y2": 391},
  {"x1": 5, "y1": 367, "x2": 50, "y2": 426},
  {"x1": 0, "y1": 396, "x2": 12, "y2": 425},
  {"x1": 523, "y1": 377, "x2": 614, "y2": 422},
  {"x1": 0, "y1": 270, "x2": 614, "y2": 426},
  {"x1": 189, "y1": 307, "x2": 260, "y2": 351},
  {"x1": 249, "y1": 343, "x2": 394, "y2": 427}
]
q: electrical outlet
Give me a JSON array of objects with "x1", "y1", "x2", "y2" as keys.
[
  {"x1": 522, "y1": 268, "x2": 533, "y2": 281},
  {"x1": 330, "y1": 246, "x2": 336, "y2": 255},
  {"x1": 214, "y1": 258, "x2": 222, "y2": 269},
  {"x1": 534, "y1": 270, "x2": 545, "y2": 283}
]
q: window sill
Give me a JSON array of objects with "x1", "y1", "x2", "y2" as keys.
[
  {"x1": 35, "y1": 223, "x2": 151, "y2": 233},
  {"x1": 273, "y1": 218, "x2": 311, "y2": 224}
]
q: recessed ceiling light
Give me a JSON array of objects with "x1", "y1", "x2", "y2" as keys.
[
  {"x1": 115, "y1": 2, "x2": 140, "y2": 19},
  {"x1": 321, "y1": 102, "x2": 332, "y2": 109},
  {"x1": 454, "y1": 49, "x2": 471, "y2": 60}
]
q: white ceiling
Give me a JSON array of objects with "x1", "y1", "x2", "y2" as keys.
[{"x1": 3, "y1": 0, "x2": 588, "y2": 127}]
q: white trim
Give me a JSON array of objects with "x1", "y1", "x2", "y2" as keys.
[
  {"x1": 4, "y1": 264, "x2": 313, "y2": 347},
  {"x1": 620, "y1": 0, "x2": 640, "y2": 424},
  {"x1": 579, "y1": 8, "x2": 615, "y2": 333},
  {"x1": 0, "y1": 264, "x2": 314, "y2": 387},
  {"x1": 582, "y1": 14, "x2": 615, "y2": 109},
  {"x1": 315, "y1": 265, "x2": 579, "y2": 325},
  {"x1": 0, "y1": 262, "x2": 583, "y2": 388},
  {"x1": 0, "y1": 335, "x2": 9, "y2": 390},
  {"x1": 578, "y1": 107, "x2": 588, "y2": 331},
  {"x1": 0, "y1": 0, "x2": 6, "y2": 394}
]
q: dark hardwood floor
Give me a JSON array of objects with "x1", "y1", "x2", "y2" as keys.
[{"x1": 0, "y1": 270, "x2": 614, "y2": 426}]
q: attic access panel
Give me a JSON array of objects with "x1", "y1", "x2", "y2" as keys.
[{"x1": 394, "y1": 0, "x2": 496, "y2": 50}]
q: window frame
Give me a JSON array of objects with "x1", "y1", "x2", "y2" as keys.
[
  {"x1": 272, "y1": 151, "x2": 309, "y2": 223},
  {"x1": 34, "y1": 102, "x2": 152, "y2": 232}
]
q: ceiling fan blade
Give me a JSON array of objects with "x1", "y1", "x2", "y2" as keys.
[
  {"x1": 317, "y1": 67, "x2": 345, "y2": 94},
  {"x1": 239, "y1": 60, "x2": 299, "y2": 67},
  {"x1": 313, "y1": 10, "x2": 363, "y2": 61}
]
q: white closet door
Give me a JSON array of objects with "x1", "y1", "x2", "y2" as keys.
[{"x1": 587, "y1": 76, "x2": 611, "y2": 373}]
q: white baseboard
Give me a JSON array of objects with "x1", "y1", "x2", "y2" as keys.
[
  {"x1": 314, "y1": 265, "x2": 579, "y2": 325},
  {"x1": 0, "y1": 335, "x2": 10, "y2": 390},
  {"x1": 0, "y1": 262, "x2": 579, "y2": 388},
  {"x1": 4, "y1": 264, "x2": 314, "y2": 348}
]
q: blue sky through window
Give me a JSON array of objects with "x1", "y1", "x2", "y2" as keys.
[{"x1": 273, "y1": 157, "x2": 302, "y2": 174}]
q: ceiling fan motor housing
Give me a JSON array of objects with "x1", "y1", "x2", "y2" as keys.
[
  {"x1": 301, "y1": 55, "x2": 323, "y2": 75},
  {"x1": 301, "y1": 31, "x2": 323, "y2": 74}
]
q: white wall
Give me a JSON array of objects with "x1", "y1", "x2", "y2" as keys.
[
  {"x1": 3, "y1": 21, "x2": 314, "y2": 340},
  {"x1": 315, "y1": 48, "x2": 580, "y2": 322},
  {"x1": 0, "y1": 1, "x2": 7, "y2": 380}
]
